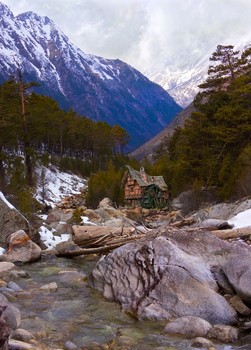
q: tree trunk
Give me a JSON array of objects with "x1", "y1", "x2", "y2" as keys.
[{"x1": 212, "y1": 227, "x2": 251, "y2": 239}]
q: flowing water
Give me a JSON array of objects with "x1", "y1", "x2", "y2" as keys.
[{"x1": 12, "y1": 255, "x2": 245, "y2": 350}]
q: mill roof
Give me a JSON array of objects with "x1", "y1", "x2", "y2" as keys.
[{"x1": 126, "y1": 165, "x2": 168, "y2": 191}]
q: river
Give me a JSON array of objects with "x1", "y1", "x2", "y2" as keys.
[{"x1": 12, "y1": 254, "x2": 243, "y2": 350}]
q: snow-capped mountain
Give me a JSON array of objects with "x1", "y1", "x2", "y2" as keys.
[
  {"x1": 0, "y1": 2, "x2": 182, "y2": 150},
  {"x1": 148, "y1": 39, "x2": 251, "y2": 107},
  {"x1": 149, "y1": 62, "x2": 207, "y2": 108}
]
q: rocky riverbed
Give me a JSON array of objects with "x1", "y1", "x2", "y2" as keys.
[
  {"x1": 1, "y1": 192, "x2": 251, "y2": 349},
  {"x1": 1, "y1": 254, "x2": 251, "y2": 350}
]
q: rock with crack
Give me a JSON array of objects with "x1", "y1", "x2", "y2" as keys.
[{"x1": 90, "y1": 227, "x2": 251, "y2": 324}]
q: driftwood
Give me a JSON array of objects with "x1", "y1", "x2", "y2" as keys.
[
  {"x1": 72, "y1": 225, "x2": 135, "y2": 246},
  {"x1": 55, "y1": 224, "x2": 146, "y2": 257},
  {"x1": 212, "y1": 226, "x2": 251, "y2": 240},
  {"x1": 56, "y1": 234, "x2": 146, "y2": 257}
]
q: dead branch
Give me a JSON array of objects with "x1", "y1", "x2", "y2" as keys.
[
  {"x1": 212, "y1": 226, "x2": 251, "y2": 240},
  {"x1": 55, "y1": 234, "x2": 145, "y2": 257},
  {"x1": 72, "y1": 225, "x2": 135, "y2": 246}
]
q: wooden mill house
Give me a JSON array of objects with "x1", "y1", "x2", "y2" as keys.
[{"x1": 123, "y1": 165, "x2": 169, "y2": 209}]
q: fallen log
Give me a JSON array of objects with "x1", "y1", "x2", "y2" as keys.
[
  {"x1": 72, "y1": 225, "x2": 135, "y2": 246},
  {"x1": 55, "y1": 234, "x2": 145, "y2": 257},
  {"x1": 212, "y1": 226, "x2": 251, "y2": 240}
]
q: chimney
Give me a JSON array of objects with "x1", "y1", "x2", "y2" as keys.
[{"x1": 140, "y1": 167, "x2": 147, "y2": 182}]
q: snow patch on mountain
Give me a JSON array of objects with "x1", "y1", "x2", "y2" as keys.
[
  {"x1": 35, "y1": 165, "x2": 87, "y2": 207},
  {"x1": 0, "y1": 3, "x2": 121, "y2": 91},
  {"x1": 148, "y1": 38, "x2": 251, "y2": 107}
]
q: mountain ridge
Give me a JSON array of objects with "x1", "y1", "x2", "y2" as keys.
[
  {"x1": 147, "y1": 37, "x2": 251, "y2": 107},
  {"x1": 130, "y1": 103, "x2": 195, "y2": 161},
  {"x1": 0, "y1": 2, "x2": 182, "y2": 151}
]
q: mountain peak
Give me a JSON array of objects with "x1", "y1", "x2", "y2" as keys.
[
  {"x1": 0, "y1": 2, "x2": 182, "y2": 150},
  {"x1": 17, "y1": 11, "x2": 54, "y2": 27},
  {"x1": 0, "y1": 2, "x2": 13, "y2": 18}
]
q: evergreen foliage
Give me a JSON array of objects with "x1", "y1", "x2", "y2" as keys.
[
  {"x1": 86, "y1": 157, "x2": 140, "y2": 209},
  {"x1": 198, "y1": 44, "x2": 251, "y2": 92},
  {"x1": 0, "y1": 76, "x2": 129, "y2": 213},
  {"x1": 153, "y1": 45, "x2": 251, "y2": 200}
]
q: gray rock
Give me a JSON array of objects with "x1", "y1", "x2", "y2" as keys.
[
  {"x1": 0, "y1": 287, "x2": 16, "y2": 295},
  {"x1": 39, "y1": 282, "x2": 58, "y2": 292},
  {"x1": 194, "y1": 203, "x2": 236, "y2": 221},
  {"x1": 64, "y1": 341, "x2": 78, "y2": 349},
  {"x1": 12, "y1": 328, "x2": 34, "y2": 342},
  {"x1": 163, "y1": 316, "x2": 212, "y2": 337},
  {"x1": 223, "y1": 254, "x2": 251, "y2": 303},
  {"x1": 210, "y1": 265, "x2": 235, "y2": 294},
  {"x1": 0, "y1": 262, "x2": 14, "y2": 273},
  {"x1": 191, "y1": 337, "x2": 215, "y2": 349},
  {"x1": 98, "y1": 198, "x2": 115, "y2": 209},
  {"x1": 8, "y1": 339, "x2": 35, "y2": 349},
  {"x1": 230, "y1": 295, "x2": 251, "y2": 316},
  {"x1": 46, "y1": 209, "x2": 73, "y2": 224},
  {"x1": 8, "y1": 270, "x2": 30, "y2": 279},
  {"x1": 58, "y1": 270, "x2": 87, "y2": 284},
  {"x1": 192, "y1": 198, "x2": 251, "y2": 223},
  {"x1": 0, "y1": 305, "x2": 10, "y2": 350},
  {"x1": 103, "y1": 218, "x2": 124, "y2": 227},
  {"x1": 1, "y1": 302, "x2": 21, "y2": 330},
  {"x1": 208, "y1": 324, "x2": 239, "y2": 343},
  {"x1": 231, "y1": 199, "x2": 251, "y2": 217},
  {"x1": 3, "y1": 230, "x2": 41, "y2": 263},
  {"x1": 0, "y1": 294, "x2": 10, "y2": 304},
  {"x1": 7, "y1": 281, "x2": 23, "y2": 292},
  {"x1": 138, "y1": 263, "x2": 235, "y2": 324},
  {"x1": 91, "y1": 228, "x2": 237, "y2": 324},
  {"x1": 49, "y1": 221, "x2": 72, "y2": 235}
]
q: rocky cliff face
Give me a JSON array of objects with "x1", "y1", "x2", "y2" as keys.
[{"x1": 0, "y1": 2, "x2": 182, "y2": 150}]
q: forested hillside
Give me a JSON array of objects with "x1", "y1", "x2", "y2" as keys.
[
  {"x1": 0, "y1": 76, "x2": 129, "y2": 210},
  {"x1": 149, "y1": 45, "x2": 251, "y2": 200},
  {"x1": 2, "y1": 44, "x2": 251, "y2": 214}
]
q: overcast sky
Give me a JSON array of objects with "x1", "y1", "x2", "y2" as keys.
[{"x1": 3, "y1": 0, "x2": 251, "y2": 75}]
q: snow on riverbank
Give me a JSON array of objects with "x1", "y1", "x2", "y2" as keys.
[
  {"x1": 39, "y1": 225, "x2": 70, "y2": 250},
  {"x1": 35, "y1": 165, "x2": 87, "y2": 207},
  {"x1": 35, "y1": 165, "x2": 87, "y2": 249},
  {"x1": 228, "y1": 208, "x2": 251, "y2": 229}
]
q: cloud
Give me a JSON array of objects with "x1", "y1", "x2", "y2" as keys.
[
  {"x1": 3, "y1": 0, "x2": 251, "y2": 74},
  {"x1": 130, "y1": 0, "x2": 251, "y2": 73}
]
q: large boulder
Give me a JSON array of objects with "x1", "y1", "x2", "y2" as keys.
[
  {"x1": 0, "y1": 305, "x2": 10, "y2": 350},
  {"x1": 3, "y1": 230, "x2": 41, "y2": 263},
  {"x1": 91, "y1": 227, "x2": 250, "y2": 324},
  {"x1": 46, "y1": 208, "x2": 73, "y2": 225},
  {"x1": 0, "y1": 192, "x2": 38, "y2": 247},
  {"x1": 163, "y1": 316, "x2": 212, "y2": 337},
  {"x1": 192, "y1": 198, "x2": 251, "y2": 222},
  {"x1": 223, "y1": 254, "x2": 251, "y2": 303},
  {"x1": 0, "y1": 294, "x2": 21, "y2": 330}
]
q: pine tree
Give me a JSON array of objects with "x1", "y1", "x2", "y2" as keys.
[
  {"x1": 198, "y1": 45, "x2": 249, "y2": 92},
  {"x1": 16, "y1": 71, "x2": 39, "y2": 186}
]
